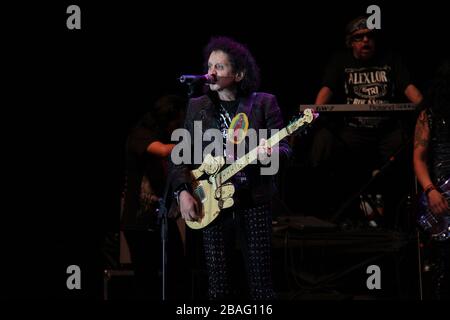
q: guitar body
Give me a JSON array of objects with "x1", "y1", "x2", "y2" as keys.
[
  {"x1": 184, "y1": 109, "x2": 318, "y2": 230},
  {"x1": 186, "y1": 155, "x2": 235, "y2": 230},
  {"x1": 418, "y1": 178, "x2": 450, "y2": 241}
]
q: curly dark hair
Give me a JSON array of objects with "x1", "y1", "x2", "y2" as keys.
[
  {"x1": 425, "y1": 59, "x2": 450, "y2": 118},
  {"x1": 203, "y1": 36, "x2": 260, "y2": 97}
]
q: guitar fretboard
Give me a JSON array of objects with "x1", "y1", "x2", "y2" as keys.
[{"x1": 215, "y1": 128, "x2": 288, "y2": 186}]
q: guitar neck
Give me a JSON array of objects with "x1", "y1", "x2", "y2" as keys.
[{"x1": 216, "y1": 128, "x2": 288, "y2": 186}]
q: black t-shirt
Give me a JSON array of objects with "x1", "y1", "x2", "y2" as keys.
[
  {"x1": 217, "y1": 99, "x2": 240, "y2": 147},
  {"x1": 121, "y1": 125, "x2": 168, "y2": 230},
  {"x1": 322, "y1": 50, "x2": 412, "y2": 128}
]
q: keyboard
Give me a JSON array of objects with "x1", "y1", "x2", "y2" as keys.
[{"x1": 299, "y1": 103, "x2": 417, "y2": 113}]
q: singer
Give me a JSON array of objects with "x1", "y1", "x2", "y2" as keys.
[{"x1": 170, "y1": 36, "x2": 291, "y2": 300}]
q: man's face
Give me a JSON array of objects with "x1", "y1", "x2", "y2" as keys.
[
  {"x1": 207, "y1": 50, "x2": 242, "y2": 92},
  {"x1": 350, "y1": 29, "x2": 376, "y2": 61}
]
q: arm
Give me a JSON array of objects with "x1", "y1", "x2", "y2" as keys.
[
  {"x1": 315, "y1": 86, "x2": 333, "y2": 104},
  {"x1": 168, "y1": 100, "x2": 200, "y2": 221},
  {"x1": 413, "y1": 110, "x2": 432, "y2": 189},
  {"x1": 147, "y1": 141, "x2": 175, "y2": 158},
  {"x1": 393, "y1": 53, "x2": 422, "y2": 104},
  {"x1": 317, "y1": 52, "x2": 340, "y2": 105},
  {"x1": 413, "y1": 110, "x2": 449, "y2": 214},
  {"x1": 169, "y1": 99, "x2": 195, "y2": 191}
]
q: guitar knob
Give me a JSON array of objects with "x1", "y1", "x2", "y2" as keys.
[{"x1": 218, "y1": 198, "x2": 234, "y2": 209}]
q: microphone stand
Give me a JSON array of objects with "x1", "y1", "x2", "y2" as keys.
[
  {"x1": 158, "y1": 168, "x2": 175, "y2": 301},
  {"x1": 187, "y1": 83, "x2": 195, "y2": 98},
  {"x1": 156, "y1": 198, "x2": 168, "y2": 301},
  {"x1": 178, "y1": 76, "x2": 197, "y2": 98}
]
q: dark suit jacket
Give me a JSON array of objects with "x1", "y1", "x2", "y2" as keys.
[{"x1": 169, "y1": 91, "x2": 291, "y2": 206}]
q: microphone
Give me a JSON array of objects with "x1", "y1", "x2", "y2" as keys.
[{"x1": 179, "y1": 74, "x2": 216, "y2": 84}]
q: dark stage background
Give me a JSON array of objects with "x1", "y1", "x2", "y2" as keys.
[{"x1": 3, "y1": 1, "x2": 449, "y2": 299}]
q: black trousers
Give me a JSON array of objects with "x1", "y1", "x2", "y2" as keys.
[{"x1": 202, "y1": 203, "x2": 274, "y2": 300}]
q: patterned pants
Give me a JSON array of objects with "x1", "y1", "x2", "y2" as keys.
[{"x1": 202, "y1": 203, "x2": 274, "y2": 300}]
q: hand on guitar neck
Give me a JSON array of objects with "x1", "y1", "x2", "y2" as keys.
[{"x1": 256, "y1": 138, "x2": 272, "y2": 162}]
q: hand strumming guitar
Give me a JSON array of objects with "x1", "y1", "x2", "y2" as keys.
[
  {"x1": 179, "y1": 190, "x2": 201, "y2": 221},
  {"x1": 427, "y1": 188, "x2": 449, "y2": 215}
]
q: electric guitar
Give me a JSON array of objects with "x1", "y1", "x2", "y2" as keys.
[
  {"x1": 417, "y1": 178, "x2": 450, "y2": 241},
  {"x1": 185, "y1": 108, "x2": 318, "y2": 229}
]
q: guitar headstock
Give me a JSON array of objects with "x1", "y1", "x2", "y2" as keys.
[{"x1": 286, "y1": 108, "x2": 319, "y2": 135}]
